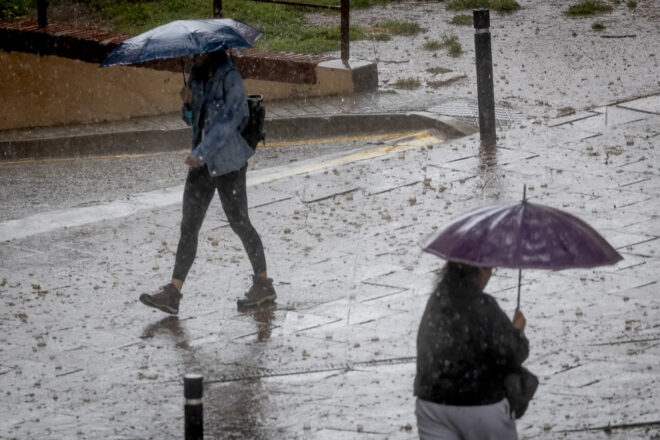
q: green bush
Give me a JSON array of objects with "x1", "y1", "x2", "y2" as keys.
[
  {"x1": 591, "y1": 22, "x2": 605, "y2": 31},
  {"x1": 626, "y1": 0, "x2": 637, "y2": 7},
  {"x1": 0, "y1": 0, "x2": 32, "y2": 20},
  {"x1": 566, "y1": 1, "x2": 613, "y2": 15}
]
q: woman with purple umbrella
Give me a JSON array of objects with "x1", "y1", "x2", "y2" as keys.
[
  {"x1": 415, "y1": 187, "x2": 622, "y2": 438},
  {"x1": 414, "y1": 262, "x2": 528, "y2": 440}
]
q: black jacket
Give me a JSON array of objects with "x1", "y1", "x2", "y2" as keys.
[{"x1": 414, "y1": 279, "x2": 529, "y2": 406}]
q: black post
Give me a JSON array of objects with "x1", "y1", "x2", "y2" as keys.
[
  {"x1": 37, "y1": 0, "x2": 49, "y2": 27},
  {"x1": 340, "y1": 0, "x2": 350, "y2": 65},
  {"x1": 184, "y1": 374, "x2": 203, "y2": 440},
  {"x1": 473, "y1": 9, "x2": 496, "y2": 148},
  {"x1": 213, "y1": 0, "x2": 223, "y2": 18}
]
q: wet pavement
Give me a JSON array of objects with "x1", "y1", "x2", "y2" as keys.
[
  {"x1": 1, "y1": 92, "x2": 659, "y2": 439},
  {"x1": 2, "y1": 0, "x2": 660, "y2": 436}
]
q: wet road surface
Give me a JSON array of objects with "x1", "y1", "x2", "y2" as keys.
[{"x1": 1, "y1": 96, "x2": 659, "y2": 439}]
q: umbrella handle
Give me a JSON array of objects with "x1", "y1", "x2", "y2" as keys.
[
  {"x1": 516, "y1": 268, "x2": 522, "y2": 310},
  {"x1": 181, "y1": 59, "x2": 187, "y2": 86},
  {"x1": 517, "y1": 183, "x2": 526, "y2": 309}
]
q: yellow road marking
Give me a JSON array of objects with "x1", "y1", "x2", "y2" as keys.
[
  {"x1": 248, "y1": 133, "x2": 443, "y2": 186},
  {"x1": 0, "y1": 131, "x2": 431, "y2": 166}
]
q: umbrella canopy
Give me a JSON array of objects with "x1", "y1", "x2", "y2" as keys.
[
  {"x1": 101, "y1": 18, "x2": 262, "y2": 67},
  {"x1": 421, "y1": 200, "x2": 622, "y2": 270}
]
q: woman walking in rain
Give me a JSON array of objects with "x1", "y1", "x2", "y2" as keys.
[
  {"x1": 139, "y1": 50, "x2": 275, "y2": 314},
  {"x1": 414, "y1": 262, "x2": 528, "y2": 439}
]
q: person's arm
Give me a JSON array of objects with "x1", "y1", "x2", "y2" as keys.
[
  {"x1": 488, "y1": 299, "x2": 529, "y2": 367},
  {"x1": 190, "y1": 69, "x2": 248, "y2": 162}
]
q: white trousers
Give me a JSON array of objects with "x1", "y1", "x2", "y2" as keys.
[{"x1": 416, "y1": 398, "x2": 518, "y2": 440}]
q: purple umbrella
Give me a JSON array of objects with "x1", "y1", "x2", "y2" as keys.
[{"x1": 421, "y1": 188, "x2": 622, "y2": 307}]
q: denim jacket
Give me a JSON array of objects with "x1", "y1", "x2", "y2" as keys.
[{"x1": 182, "y1": 58, "x2": 254, "y2": 177}]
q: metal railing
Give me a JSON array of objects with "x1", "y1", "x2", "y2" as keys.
[{"x1": 213, "y1": 0, "x2": 350, "y2": 63}]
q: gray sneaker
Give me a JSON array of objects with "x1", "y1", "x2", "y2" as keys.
[
  {"x1": 139, "y1": 284, "x2": 182, "y2": 315},
  {"x1": 237, "y1": 275, "x2": 277, "y2": 308}
]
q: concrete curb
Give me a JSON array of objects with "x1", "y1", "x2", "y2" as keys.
[
  {"x1": 0, "y1": 112, "x2": 476, "y2": 161},
  {"x1": 265, "y1": 112, "x2": 476, "y2": 141}
]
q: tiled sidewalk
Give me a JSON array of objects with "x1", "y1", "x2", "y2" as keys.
[{"x1": 0, "y1": 95, "x2": 659, "y2": 439}]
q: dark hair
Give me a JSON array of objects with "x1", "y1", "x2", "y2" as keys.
[
  {"x1": 439, "y1": 261, "x2": 480, "y2": 291},
  {"x1": 190, "y1": 50, "x2": 228, "y2": 82}
]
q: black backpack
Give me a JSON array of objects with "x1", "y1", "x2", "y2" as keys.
[{"x1": 242, "y1": 94, "x2": 265, "y2": 149}]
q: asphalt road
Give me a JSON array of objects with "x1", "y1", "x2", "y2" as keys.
[{"x1": 0, "y1": 131, "x2": 434, "y2": 223}]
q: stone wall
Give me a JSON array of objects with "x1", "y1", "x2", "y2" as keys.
[
  {"x1": 0, "y1": 19, "x2": 376, "y2": 130},
  {"x1": 0, "y1": 51, "x2": 183, "y2": 130}
]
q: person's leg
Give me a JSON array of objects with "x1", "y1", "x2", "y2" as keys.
[
  {"x1": 172, "y1": 166, "x2": 216, "y2": 283},
  {"x1": 140, "y1": 167, "x2": 214, "y2": 314},
  {"x1": 215, "y1": 165, "x2": 275, "y2": 307},
  {"x1": 415, "y1": 399, "x2": 461, "y2": 440},
  {"x1": 215, "y1": 165, "x2": 267, "y2": 275},
  {"x1": 452, "y1": 399, "x2": 518, "y2": 440}
]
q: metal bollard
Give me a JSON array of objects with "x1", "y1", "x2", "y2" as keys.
[
  {"x1": 340, "y1": 0, "x2": 350, "y2": 65},
  {"x1": 213, "y1": 0, "x2": 222, "y2": 18},
  {"x1": 184, "y1": 374, "x2": 203, "y2": 440},
  {"x1": 37, "y1": 0, "x2": 49, "y2": 27},
  {"x1": 473, "y1": 9, "x2": 497, "y2": 148}
]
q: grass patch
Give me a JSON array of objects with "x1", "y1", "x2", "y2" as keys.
[
  {"x1": 47, "y1": 0, "x2": 372, "y2": 54},
  {"x1": 372, "y1": 20, "x2": 425, "y2": 36},
  {"x1": 626, "y1": 0, "x2": 637, "y2": 7},
  {"x1": 266, "y1": 25, "x2": 366, "y2": 54},
  {"x1": 422, "y1": 35, "x2": 463, "y2": 57},
  {"x1": 427, "y1": 67, "x2": 452, "y2": 75},
  {"x1": 393, "y1": 77, "x2": 421, "y2": 89},
  {"x1": 591, "y1": 22, "x2": 605, "y2": 31},
  {"x1": 450, "y1": 14, "x2": 473, "y2": 26},
  {"x1": 423, "y1": 40, "x2": 444, "y2": 51},
  {"x1": 447, "y1": 0, "x2": 489, "y2": 10},
  {"x1": 314, "y1": 0, "x2": 389, "y2": 8},
  {"x1": 566, "y1": 1, "x2": 613, "y2": 15},
  {"x1": 0, "y1": 0, "x2": 31, "y2": 19},
  {"x1": 422, "y1": 35, "x2": 462, "y2": 56},
  {"x1": 442, "y1": 35, "x2": 462, "y2": 56},
  {"x1": 89, "y1": 0, "x2": 215, "y2": 35},
  {"x1": 490, "y1": 0, "x2": 521, "y2": 12},
  {"x1": 446, "y1": 0, "x2": 520, "y2": 12},
  {"x1": 369, "y1": 33, "x2": 392, "y2": 41}
]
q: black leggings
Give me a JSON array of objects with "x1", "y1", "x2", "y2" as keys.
[{"x1": 172, "y1": 164, "x2": 266, "y2": 282}]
